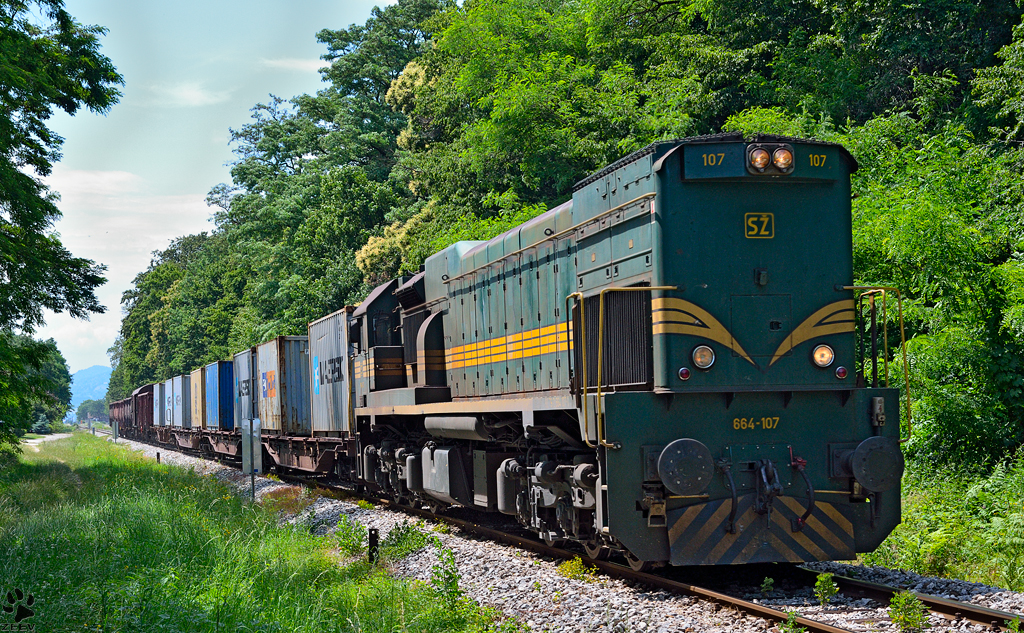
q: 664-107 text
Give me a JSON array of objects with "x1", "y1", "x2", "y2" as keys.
[{"x1": 733, "y1": 417, "x2": 780, "y2": 430}]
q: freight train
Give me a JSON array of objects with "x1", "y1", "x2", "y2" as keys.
[{"x1": 109, "y1": 132, "x2": 908, "y2": 570}]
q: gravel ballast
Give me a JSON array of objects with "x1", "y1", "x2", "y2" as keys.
[{"x1": 108, "y1": 436, "x2": 1024, "y2": 632}]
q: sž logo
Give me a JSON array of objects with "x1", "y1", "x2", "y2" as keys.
[{"x1": 2, "y1": 588, "x2": 34, "y2": 623}]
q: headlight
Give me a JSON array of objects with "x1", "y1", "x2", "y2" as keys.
[
  {"x1": 773, "y1": 148, "x2": 793, "y2": 170},
  {"x1": 692, "y1": 345, "x2": 715, "y2": 369},
  {"x1": 750, "y1": 148, "x2": 770, "y2": 170},
  {"x1": 812, "y1": 344, "x2": 834, "y2": 367}
]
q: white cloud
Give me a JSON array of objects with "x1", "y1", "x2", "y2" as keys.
[
  {"x1": 48, "y1": 169, "x2": 143, "y2": 197},
  {"x1": 149, "y1": 82, "x2": 233, "y2": 107},
  {"x1": 259, "y1": 58, "x2": 325, "y2": 73},
  {"x1": 38, "y1": 311, "x2": 119, "y2": 375},
  {"x1": 36, "y1": 166, "x2": 215, "y2": 373}
]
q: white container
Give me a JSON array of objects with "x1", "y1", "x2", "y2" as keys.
[{"x1": 171, "y1": 375, "x2": 192, "y2": 428}]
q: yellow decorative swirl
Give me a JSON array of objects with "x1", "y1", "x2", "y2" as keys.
[
  {"x1": 652, "y1": 298, "x2": 755, "y2": 365},
  {"x1": 769, "y1": 300, "x2": 856, "y2": 366}
]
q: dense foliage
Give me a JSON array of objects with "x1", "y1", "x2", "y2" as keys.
[
  {"x1": 109, "y1": 0, "x2": 1024, "y2": 471},
  {"x1": 0, "y1": 335, "x2": 72, "y2": 441},
  {"x1": 864, "y1": 456, "x2": 1024, "y2": 591},
  {"x1": 0, "y1": 0, "x2": 121, "y2": 447}
]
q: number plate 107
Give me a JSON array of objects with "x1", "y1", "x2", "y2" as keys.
[{"x1": 733, "y1": 417, "x2": 780, "y2": 430}]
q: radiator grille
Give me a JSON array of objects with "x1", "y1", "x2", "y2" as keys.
[{"x1": 573, "y1": 285, "x2": 653, "y2": 390}]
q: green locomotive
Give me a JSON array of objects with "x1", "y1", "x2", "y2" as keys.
[
  {"x1": 348, "y1": 132, "x2": 906, "y2": 569},
  {"x1": 114, "y1": 133, "x2": 906, "y2": 569}
]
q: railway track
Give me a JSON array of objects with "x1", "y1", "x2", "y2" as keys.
[
  {"x1": 373, "y1": 495, "x2": 1024, "y2": 633},
  {"x1": 112, "y1": 433, "x2": 1024, "y2": 633},
  {"x1": 369, "y1": 496, "x2": 852, "y2": 633},
  {"x1": 790, "y1": 567, "x2": 1024, "y2": 631}
]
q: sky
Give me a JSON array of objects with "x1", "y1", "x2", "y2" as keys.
[{"x1": 36, "y1": 0, "x2": 387, "y2": 374}]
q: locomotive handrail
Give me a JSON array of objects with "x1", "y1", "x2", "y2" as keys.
[
  {"x1": 443, "y1": 193, "x2": 656, "y2": 285},
  {"x1": 566, "y1": 291, "x2": 597, "y2": 449},
  {"x1": 843, "y1": 285, "x2": 912, "y2": 442},
  {"x1": 596, "y1": 286, "x2": 678, "y2": 449}
]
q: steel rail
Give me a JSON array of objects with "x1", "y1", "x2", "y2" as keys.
[
  {"x1": 795, "y1": 567, "x2": 1022, "y2": 631},
  {"x1": 365, "y1": 498, "x2": 855, "y2": 633}
]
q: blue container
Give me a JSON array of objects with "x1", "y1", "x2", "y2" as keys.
[{"x1": 205, "y1": 360, "x2": 235, "y2": 430}]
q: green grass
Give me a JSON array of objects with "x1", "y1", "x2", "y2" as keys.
[
  {"x1": 0, "y1": 434, "x2": 513, "y2": 632},
  {"x1": 19, "y1": 433, "x2": 45, "y2": 440},
  {"x1": 862, "y1": 455, "x2": 1024, "y2": 590}
]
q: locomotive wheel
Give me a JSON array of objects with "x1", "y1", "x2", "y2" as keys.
[
  {"x1": 542, "y1": 535, "x2": 566, "y2": 548},
  {"x1": 424, "y1": 500, "x2": 446, "y2": 514},
  {"x1": 624, "y1": 550, "x2": 655, "y2": 573},
  {"x1": 583, "y1": 541, "x2": 610, "y2": 561}
]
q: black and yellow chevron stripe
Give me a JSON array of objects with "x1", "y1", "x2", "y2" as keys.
[{"x1": 666, "y1": 494, "x2": 855, "y2": 565}]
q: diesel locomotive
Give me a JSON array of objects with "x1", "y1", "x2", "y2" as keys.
[{"x1": 111, "y1": 133, "x2": 908, "y2": 569}]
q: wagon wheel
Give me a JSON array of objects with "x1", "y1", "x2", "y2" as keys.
[
  {"x1": 623, "y1": 550, "x2": 655, "y2": 573},
  {"x1": 583, "y1": 541, "x2": 610, "y2": 561}
]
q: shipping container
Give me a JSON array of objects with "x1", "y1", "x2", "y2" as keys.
[
  {"x1": 172, "y1": 375, "x2": 192, "y2": 428},
  {"x1": 233, "y1": 348, "x2": 256, "y2": 430},
  {"x1": 133, "y1": 384, "x2": 154, "y2": 432},
  {"x1": 152, "y1": 382, "x2": 166, "y2": 427},
  {"x1": 163, "y1": 379, "x2": 173, "y2": 427},
  {"x1": 257, "y1": 336, "x2": 311, "y2": 435},
  {"x1": 205, "y1": 360, "x2": 234, "y2": 430},
  {"x1": 190, "y1": 367, "x2": 206, "y2": 428},
  {"x1": 308, "y1": 308, "x2": 355, "y2": 436}
]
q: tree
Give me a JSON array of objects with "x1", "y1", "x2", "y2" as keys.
[
  {"x1": 0, "y1": 0, "x2": 121, "y2": 332},
  {"x1": 30, "y1": 338, "x2": 71, "y2": 426},
  {"x1": 76, "y1": 399, "x2": 107, "y2": 423},
  {"x1": 0, "y1": 0, "x2": 121, "y2": 447},
  {"x1": 0, "y1": 336, "x2": 71, "y2": 442}
]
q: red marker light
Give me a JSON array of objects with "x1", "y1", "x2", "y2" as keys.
[
  {"x1": 678, "y1": 367, "x2": 691, "y2": 381},
  {"x1": 835, "y1": 366, "x2": 848, "y2": 379}
]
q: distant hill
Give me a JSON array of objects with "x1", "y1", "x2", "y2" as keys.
[{"x1": 70, "y1": 365, "x2": 111, "y2": 410}]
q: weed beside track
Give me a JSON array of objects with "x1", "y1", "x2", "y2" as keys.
[{"x1": 0, "y1": 434, "x2": 514, "y2": 632}]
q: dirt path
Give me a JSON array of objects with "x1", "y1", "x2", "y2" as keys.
[{"x1": 21, "y1": 433, "x2": 72, "y2": 452}]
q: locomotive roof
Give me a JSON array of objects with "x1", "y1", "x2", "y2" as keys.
[
  {"x1": 461, "y1": 199, "x2": 573, "y2": 262},
  {"x1": 353, "y1": 277, "x2": 400, "y2": 317},
  {"x1": 572, "y1": 132, "x2": 858, "y2": 192}
]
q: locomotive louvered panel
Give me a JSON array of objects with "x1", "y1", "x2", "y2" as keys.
[
  {"x1": 574, "y1": 284, "x2": 653, "y2": 390},
  {"x1": 402, "y1": 309, "x2": 428, "y2": 370}
]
